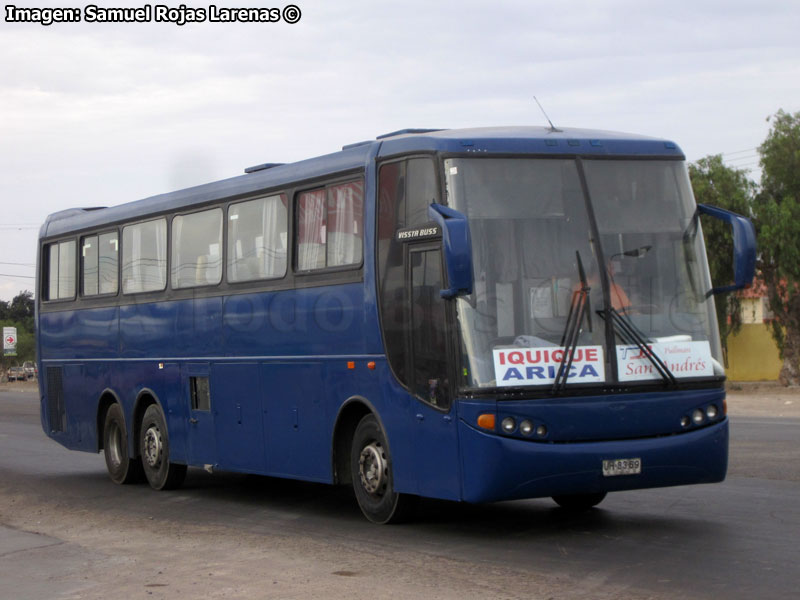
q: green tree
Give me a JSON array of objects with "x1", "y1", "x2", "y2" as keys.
[
  {"x1": 8, "y1": 290, "x2": 34, "y2": 333},
  {"x1": 754, "y1": 109, "x2": 800, "y2": 385},
  {"x1": 689, "y1": 155, "x2": 755, "y2": 363}
]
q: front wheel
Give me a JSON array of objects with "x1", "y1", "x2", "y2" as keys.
[
  {"x1": 103, "y1": 403, "x2": 142, "y2": 484},
  {"x1": 350, "y1": 414, "x2": 413, "y2": 524},
  {"x1": 140, "y1": 404, "x2": 187, "y2": 490},
  {"x1": 552, "y1": 492, "x2": 607, "y2": 511}
]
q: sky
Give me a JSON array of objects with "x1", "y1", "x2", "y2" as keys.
[{"x1": 1, "y1": 0, "x2": 799, "y2": 301}]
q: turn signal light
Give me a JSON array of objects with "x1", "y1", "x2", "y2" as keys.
[{"x1": 477, "y1": 414, "x2": 496, "y2": 431}]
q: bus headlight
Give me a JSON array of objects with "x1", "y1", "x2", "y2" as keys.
[
  {"x1": 519, "y1": 420, "x2": 534, "y2": 436},
  {"x1": 692, "y1": 409, "x2": 705, "y2": 425},
  {"x1": 501, "y1": 417, "x2": 516, "y2": 433},
  {"x1": 706, "y1": 404, "x2": 718, "y2": 420}
]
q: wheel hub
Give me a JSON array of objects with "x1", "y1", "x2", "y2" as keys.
[
  {"x1": 358, "y1": 442, "x2": 388, "y2": 496},
  {"x1": 108, "y1": 424, "x2": 122, "y2": 469},
  {"x1": 143, "y1": 425, "x2": 163, "y2": 469}
]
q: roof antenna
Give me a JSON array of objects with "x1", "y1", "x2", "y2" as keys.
[{"x1": 534, "y1": 96, "x2": 562, "y2": 132}]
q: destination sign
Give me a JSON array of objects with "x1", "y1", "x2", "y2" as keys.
[
  {"x1": 616, "y1": 340, "x2": 714, "y2": 381},
  {"x1": 492, "y1": 345, "x2": 605, "y2": 387}
]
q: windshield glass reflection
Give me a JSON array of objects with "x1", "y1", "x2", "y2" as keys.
[{"x1": 445, "y1": 157, "x2": 721, "y2": 390}]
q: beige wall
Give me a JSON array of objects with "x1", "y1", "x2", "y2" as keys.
[
  {"x1": 740, "y1": 297, "x2": 764, "y2": 324},
  {"x1": 726, "y1": 323, "x2": 782, "y2": 381}
]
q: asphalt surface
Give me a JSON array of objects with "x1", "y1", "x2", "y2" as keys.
[{"x1": 1, "y1": 386, "x2": 798, "y2": 599}]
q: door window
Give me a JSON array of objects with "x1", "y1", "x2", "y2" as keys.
[{"x1": 410, "y1": 248, "x2": 450, "y2": 408}]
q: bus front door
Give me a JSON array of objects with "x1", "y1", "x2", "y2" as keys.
[{"x1": 407, "y1": 245, "x2": 461, "y2": 500}]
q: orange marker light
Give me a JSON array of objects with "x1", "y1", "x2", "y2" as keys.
[
  {"x1": 347, "y1": 361, "x2": 355, "y2": 370},
  {"x1": 477, "y1": 414, "x2": 496, "y2": 431},
  {"x1": 367, "y1": 361, "x2": 376, "y2": 370}
]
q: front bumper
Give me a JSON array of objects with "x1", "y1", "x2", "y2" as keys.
[{"x1": 458, "y1": 417, "x2": 728, "y2": 503}]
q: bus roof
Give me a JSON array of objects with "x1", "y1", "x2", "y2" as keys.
[{"x1": 40, "y1": 126, "x2": 684, "y2": 239}]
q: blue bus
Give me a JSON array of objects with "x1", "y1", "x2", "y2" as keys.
[{"x1": 36, "y1": 126, "x2": 756, "y2": 523}]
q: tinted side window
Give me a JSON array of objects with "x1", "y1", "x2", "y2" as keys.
[
  {"x1": 45, "y1": 240, "x2": 76, "y2": 300},
  {"x1": 406, "y1": 158, "x2": 439, "y2": 227},
  {"x1": 410, "y1": 248, "x2": 450, "y2": 407},
  {"x1": 171, "y1": 209, "x2": 223, "y2": 289},
  {"x1": 377, "y1": 158, "x2": 439, "y2": 387},
  {"x1": 228, "y1": 194, "x2": 288, "y2": 282},
  {"x1": 377, "y1": 162, "x2": 408, "y2": 384},
  {"x1": 122, "y1": 219, "x2": 167, "y2": 294}
]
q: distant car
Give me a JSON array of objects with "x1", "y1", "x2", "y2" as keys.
[
  {"x1": 22, "y1": 361, "x2": 35, "y2": 379},
  {"x1": 7, "y1": 366, "x2": 26, "y2": 381}
]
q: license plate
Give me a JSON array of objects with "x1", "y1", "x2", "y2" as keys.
[{"x1": 602, "y1": 458, "x2": 642, "y2": 477}]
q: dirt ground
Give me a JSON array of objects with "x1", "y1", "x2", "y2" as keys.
[
  {"x1": 1, "y1": 498, "x2": 580, "y2": 600},
  {"x1": 725, "y1": 381, "x2": 800, "y2": 418}
]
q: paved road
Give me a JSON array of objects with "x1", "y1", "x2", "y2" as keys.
[{"x1": 1, "y1": 389, "x2": 798, "y2": 599}]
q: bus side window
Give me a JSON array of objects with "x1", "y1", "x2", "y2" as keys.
[
  {"x1": 82, "y1": 235, "x2": 99, "y2": 296},
  {"x1": 45, "y1": 239, "x2": 77, "y2": 301},
  {"x1": 82, "y1": 232, "x2": 118, "y2": 297},
  {"x1": 327, "y1": 181, "x2": 363, "y2": 267},
  {"x1": 296, "y1": 180, "x2": 364, "y2": 272},
  {"x1": 297, "y1": 189, "x2": 327, "y2": 270},
  {"x1": 228, "y1": 194, "x2": 288, "y2": 282},
  {"x1": 122, "y1": 219, "x2": 167, "y2": 294},
  {"x1": 172, "y1": 209, "x2": 223, "y2": 289}
]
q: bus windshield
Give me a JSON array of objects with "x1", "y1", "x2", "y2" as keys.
[{"x1": 445, "y1": 157, "x2": 722, "y2": 390}]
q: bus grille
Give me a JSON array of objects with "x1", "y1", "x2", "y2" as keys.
[{"x1": 46, "y1": 367, "x2": 65, "y2": 433}]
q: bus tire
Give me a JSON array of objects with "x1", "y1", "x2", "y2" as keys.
[
  {"x1": 102, "y1": 403, "x2": 142, "y2": 485},
  {"x1": 140, "y1": 404, "x2": 187, "y2": 491},
  {"x1": 350, "y1": 414, "x2": 412, "y2": 524},
  {"x1": 552, "y1": 492, "x2": 607, "y2": 511}
]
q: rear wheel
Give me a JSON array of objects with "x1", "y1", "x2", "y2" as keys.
[
  {"x1": 552, "y1": 492, "x2": 607, "y2": 511},
  {"x1": 350, "y1": 414, "x2": 413, "y2": 524},
  {"x1": 140, "y1": 404, "x2": 187, "y2": 490},
  {"x1": 103, "y1": 403, "x2": 142, "y2": 484}
]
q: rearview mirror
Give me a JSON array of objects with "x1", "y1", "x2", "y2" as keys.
[
  {"x1": 698, "y1": 204, "x2": 757, "y2": 295},
  {"x1": 428, "y1": 203, "x2": 474, "y2": 299}
]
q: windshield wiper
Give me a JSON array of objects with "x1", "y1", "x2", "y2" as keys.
[
  {"x1": 601, "y1": 308, "x2": 677, "y2": 386},
  {"x1": 552, "y1": 251, "x2": 592, "y2": 394}
]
